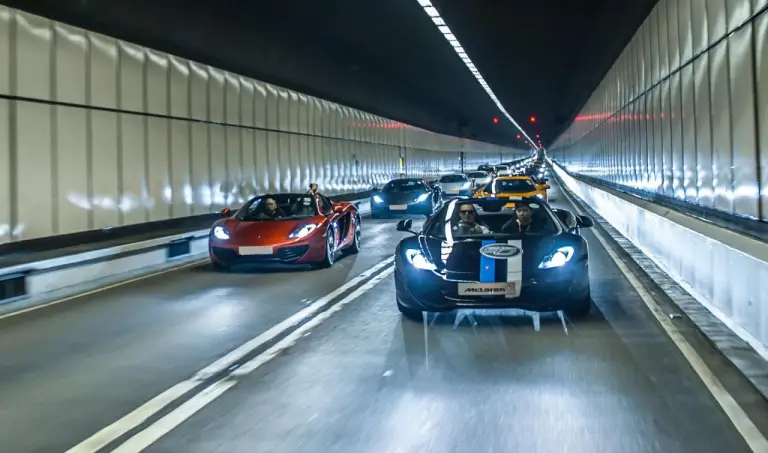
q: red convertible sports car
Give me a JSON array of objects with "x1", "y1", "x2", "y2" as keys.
[{"x1": 209, "y1": 184, "x2": 361, "y2": 270}]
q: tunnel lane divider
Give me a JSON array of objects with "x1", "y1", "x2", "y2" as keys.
[
  {"x1": 555, "y1": 175, "x2": 768, "y2": 452},
  {"x1": 65, "y1": 255, "x2": 394, "y2": 453},
  {"x1": 0, "y1": 199, "x2": 371, "y2": 319}
]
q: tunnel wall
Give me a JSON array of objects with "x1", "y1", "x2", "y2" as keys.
[
  {"x1": 0, "y1": 6, "x2": 524, "y2": 243},
  {"x1": 550, "y1": 0, "x2": 768, "y2": 222}
]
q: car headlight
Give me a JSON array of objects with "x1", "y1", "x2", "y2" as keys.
[
  {"x1": 405, "y1": 249, "x2": 436, "y2": 271},
  {"x1": 289, "y1": 224, "x2": 319, "y2": 238},
  {"x1": 538, "y1": 246, "x2": 575, "y2": 269},
  {"x1": 373, "y1": 195, "x2": 384, "y2": 203},
  {"x1": 213, "y1": 226, "x2": 230, "y2": 240},
  {"x1": 536, "y1": 194, "x2": 543, "y2": 199},
  {"x1": 416, "y1": 193, "x2": 430, "y2": 202},
  {"x1": 462, "y1": 182, "x2": 471, "y2": 189}
]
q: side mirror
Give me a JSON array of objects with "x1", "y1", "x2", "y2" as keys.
[
  {"x1": 333, "y1": 204, "x2": 344, "y2": 213},
  {"x1": 220, "y1": 208, "x2": 232, "y2": 217},
  {"x1": 576, "y1": 215, "x2": 594, "y2": 228},
  {"x1": 371, "y1": 186, "x2": 379, "y2": 192},
  {"x1": 396, "y1": 219, "x2": 416, "y2": 234},
  {"x1": 544, "y1": 184, "x2": 551, "y2": 190}
]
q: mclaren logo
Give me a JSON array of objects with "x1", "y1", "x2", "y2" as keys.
[
  {"x1": 479, "y1": 243, "x2": 522, "y2": 259},
  {"x1": 464, "y1": 287, "x2": 507, "y2": 293}
]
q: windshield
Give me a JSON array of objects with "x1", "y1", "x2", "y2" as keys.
[
  {"x1": 439, "y1": 174, "x2": 468, "y2": 183},
  {"x1": 235, "y1": 194, "x2": 321, "y2": 221},
  {"x1": 490, "y1": 179, "x2": 537, "y2": 193},
  {"x1": 466, "y1": 172, "x2": 488, "y2": 179},
  {"x1": 382, "y1": 180, "x2": 429, "y2": 193},
  {"x1": 427, "y1": 199, "x2": 559, "y2": 238}
]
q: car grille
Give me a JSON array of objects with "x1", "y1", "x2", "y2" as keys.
[{"x1": 211, "y1": 245, "x2": 310, "y2": 264}]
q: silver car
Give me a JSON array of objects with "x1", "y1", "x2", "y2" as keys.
[
  {"x1": 465, "y1": 170, "x2": 492, "y2": 191},
  {"x1": 436, "y1": 173, "x2": 472, "y2": 197}
]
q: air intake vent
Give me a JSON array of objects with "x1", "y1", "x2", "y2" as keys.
[
  {"x1": 0, "y1": 272, "x2": 27, "y2": 302},
  {"x1": 167, "y1": 238, "x2": 191, "y2": 260}
]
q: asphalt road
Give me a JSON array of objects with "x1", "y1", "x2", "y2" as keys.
[{"x1": 2, "y1": 181, "x2": 768, "y2": 453}]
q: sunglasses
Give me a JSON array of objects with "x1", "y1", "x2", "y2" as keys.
[{"x1": 459, "y1": 210, "x2": 475, "y2": 214}]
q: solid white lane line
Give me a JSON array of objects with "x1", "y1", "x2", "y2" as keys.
[
  {"x1": 559, "y1": 183, "x2": 768, "y2": 452},
  {"x1": 66, "y1": 256, "x2": 394, "y2": 453},
  {"x1": 111, "y1": 266, "x2": 395, "y2": 453},
  {"x1": 0, "y1": 258, "x2": 209, "y2": 321}
]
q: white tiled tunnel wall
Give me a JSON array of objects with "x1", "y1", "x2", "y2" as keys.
[
  {"x1": 550, "y1": 0, "x2": 768, "y2": 222},
  {"x1": 0, "y1": 6, "x2": 527, "y2": 243}
]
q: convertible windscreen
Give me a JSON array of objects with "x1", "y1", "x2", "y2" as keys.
[
  {"x1": 383, "y1": 180, "x2": 429, "y2": 193},
  {"x1": 236, "y1": 194, "x2": 321, "y2": 221},
  {"x1": 491, "y1": 179, "x2": 537, "y2": 193},
  {"x1": 428, "y1": 199, "x2": 559, "y2": 238}
]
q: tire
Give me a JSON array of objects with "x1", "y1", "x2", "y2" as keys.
[
  {"x1": 316, "y1": 228, "x2": 336, "y2": 268},
  {"x1": 347, "y1": 216, "x2": 361, "y2": 254},
  {"x1": 212, "y1": 261, "x2": 230, "y2": 272},
  {"x1": 397, "y1": 300, "x2": 423, "y2": 321},
  {"x1": 564, "y1": 288, "x2": 591, "y2": 318}
]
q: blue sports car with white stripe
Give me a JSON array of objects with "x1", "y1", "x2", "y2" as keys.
[{"x1": 393, "y1": 197, "x2": 594, "y2": 320}]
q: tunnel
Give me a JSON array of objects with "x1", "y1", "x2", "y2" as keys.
[{"x1": 0, "y1": 1, "x2": 767, "y2": 452}]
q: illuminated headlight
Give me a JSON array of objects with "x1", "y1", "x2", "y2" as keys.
[
  {"x1": 213, "y1": 226, "x2": 230, "y2": 240},
  {"x1": 538, "y1": 246, "x2": 575, "y2": 269},
  {"x1": 536, "y1": 194, "x2": 543, "y2": 199},
  {"x1": 289, "y1": 224, "x2": 318, "y2": 238},
  {"x1": 405, "y1": 249, "x2": 436, "y2": 271},
  {"x1": 461, "y1": 182, "x2": 471, "y2": 189},
  {"x1": 416, "y1": 193, "x2": 430, "y2": 202},
  {"x1": 373, "y1": 195, "x2": 384, "y2": 203}
]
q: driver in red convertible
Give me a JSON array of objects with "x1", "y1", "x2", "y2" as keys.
[{"x1": 255, "y1": 197, "x2": 285, "y2": 220}]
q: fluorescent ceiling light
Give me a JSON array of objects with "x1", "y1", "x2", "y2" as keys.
[{"x1": 416, "y1": 0, "x2": 538, "y2": 149}]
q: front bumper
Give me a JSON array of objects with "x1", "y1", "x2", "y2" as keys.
[
  {"x1": 442, "y1": 188, "x2": 473, "y2": 198},
  {"x1": 371, "y1": 202, "x2": 432, "y2": 216},
  {"x1": 395, "y1": 261, "x2": 589, "y2": 312},
  {"x1": 209, "y1": 239, "x2": 323, "y2": 266}
]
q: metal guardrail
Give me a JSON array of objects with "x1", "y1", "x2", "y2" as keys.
[
  {"x1": 550, "y1": 160, "x2": 768, "y2": 244},
  {"x1": 0, "y1": 196, "x2": 372, "y2": 307}
]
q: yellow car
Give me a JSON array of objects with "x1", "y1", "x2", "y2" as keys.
[{"x1": 473, "y1": 176, "x2": 550, "y2": 201}]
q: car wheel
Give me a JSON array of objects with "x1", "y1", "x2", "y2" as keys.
[
  {"x1": 564, "y1": 288, "x2": 591, "y2": 318},
  {"x1": 347, "y1": 216, "x2": 361, "y2": 254},
  {"x1": 212, "y1": 261, "x2": 230, "y2": 272},
  {"x1": 317, "y1": 229, "x2": 336, "y2": 268},
  {"x1": 397, "y1": 300, "x2": 423, "y2": 321}
]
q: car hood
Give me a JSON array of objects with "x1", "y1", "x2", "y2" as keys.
[
  {"x1": 223, "y1": 217, "x2": 325, "y2": 244},
  {"x1": 420, "y1": 234, "x2": 558, "y2": 281}
]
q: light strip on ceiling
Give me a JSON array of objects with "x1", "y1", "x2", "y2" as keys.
[{"x1": 416, "y1": 0, "x2": 539, "y2": 150}]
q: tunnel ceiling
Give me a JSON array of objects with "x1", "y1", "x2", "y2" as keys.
[{"x1": 6, "y1": 0, "x2": 657, "y2": 148}]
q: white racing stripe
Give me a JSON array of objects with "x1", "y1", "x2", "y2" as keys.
[
  {"x1": 505, "y1": 239, "x2": 522, "y2": 298},
  {"x1": 559, "y1": 182, "x2": 768, "y2": 452},
  {"x1": 66, "y1": 256, "x2": 394, "y2": 453},
  {"x1": 110, "y1": 266, "x2": 395, "y2": 453}
]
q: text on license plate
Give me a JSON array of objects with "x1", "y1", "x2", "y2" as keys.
[
  {"x1": 389, "y1": 204, "x2": 408, "y2": 210},
  {"x1": 239, "y1": 246, "x2": 274, "y2": 255},
  {"x1": 457, "y1": 282, "x2": 515, "y2": 295}
]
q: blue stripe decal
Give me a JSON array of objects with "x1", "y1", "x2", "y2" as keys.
[{"x1": 479, "y1": 240, "x2": 495, "y2": 282}]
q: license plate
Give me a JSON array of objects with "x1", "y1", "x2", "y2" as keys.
[
  {"x1": 458, "y1": 282, "x2": 515, "y2": 296},
  {"x1": 389, "y1": 204, "x2": 408, "y2": 210},
  {"x1": 446, "y1": 189, "x2": 460, "y2": 194},
  {"x1": 238, "y1": 246, "x2": 274, "y2": 255}
]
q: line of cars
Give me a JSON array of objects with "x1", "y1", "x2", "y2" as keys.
[
  {"x1": 391, "y1": 159, "x2": 597, "y2": 320},
  {"x1": 205, "y1": 157, "x2": 597, "y2": 320}
]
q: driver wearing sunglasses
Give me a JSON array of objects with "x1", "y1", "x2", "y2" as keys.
[{"x1": 454, "y1": 204, "x2": 490, "y2": 235}]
